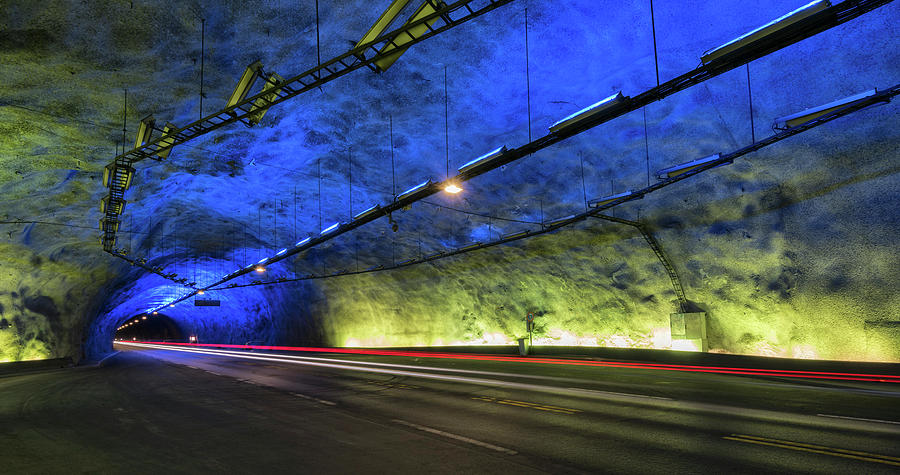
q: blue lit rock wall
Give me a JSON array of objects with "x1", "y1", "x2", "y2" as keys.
[{"x1": 0, "y1": 1, "x2": 897, "y2": 362}]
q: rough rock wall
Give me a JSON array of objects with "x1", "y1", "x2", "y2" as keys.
[{"x1": 0, "y1": 1, "x2": 897, "y2": 362}]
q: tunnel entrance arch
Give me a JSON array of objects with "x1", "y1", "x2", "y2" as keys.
[{"x1": 114, "y1": 313, "x2": 185, "y2": 343}]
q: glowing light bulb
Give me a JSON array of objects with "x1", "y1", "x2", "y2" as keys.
[
  {"x1": 197, "y1": 290, "x2": 205, "y2": 295},
  {"x1": 142, "y1": 316, "x2": 147, "y2": 320},
  {"x1": 255, "y1": 265, "x2": 266, "y2": 273},
  {"x1": 444, "y1": 183, "x2": 463, "y2": 194},
  {"x1": 152, "y1": 312, "x2": 158, "y2": 315}
]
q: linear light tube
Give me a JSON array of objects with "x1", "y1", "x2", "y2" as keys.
[
  {"x1": 656, "y1": 154, "x2": 723, "y2": 179},
  {"x1": 458, "y1": 146, "x2": 508, "y2": 174},
  {"x1": 275, "y1": 249, "x2": 287, "y2": 256},
  {"x1": 588, "y1": 191, "x2": 637, "y2": 208},
  {"x1": 701, "y1": 0, "x2": 831, "y2": 64},
  {"x1": 425, "y1": 252, "x2": 444, "y2": 259},
  {"x1": 257, "y1": 257, "x2": 269, "y2": 265},
  {"x1": 458, "y1": 242, "x2": 482, "y2": 252},
  {"x1": 773, "y1": 89, "x2": 879, "y2": 129},
  {"x1": 321, "y1": 222, "x2": 340, "y2": 235},
  {"x1": 367, "y1": 265, "x2": 385, "y2": 271},
  {"x1": 502, "y1": 231, "x2": 530, "y2": 240},
  {"x1": 397, "y1": 179, "x2": 432, "y2": 200},
  {"x1": 295, "y1": 237, "x2": 311, "y2": 247},
  {"x1": 546, "y1": 215, "x2": 576, "y2": 227},
  {"x1": 354, "y1": 204, "x2": 381, "y2": 220},
  {"x1": 397, "y1": 259, "x2": 414, "y2": 266},
  {"x1": 549, "y1": 92, "x2": 626, "y2": 133}
]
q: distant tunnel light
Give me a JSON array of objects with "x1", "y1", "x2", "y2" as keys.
[
  {"x1": 156, "y1": 122, "x2": 179, "y2": 160},
  {"x1": 354, "y1": 204, "x2": 381, "y2": 221},
  {"x1": 134, "y1": 114, "x2": 155, "y2": 150},
  {"x1": 588, "y1": 190, "x2": 639, "y2": 208},
  {"x1": 397, "y1": 179, "x2": 432, "y2": 200},
  {"x1": 773, "y1": 89, "x2": 880, "y2": 129},
  {"x1": 656, "y1": 153, "x2": 726, "y2": 179},
  {"x1": 226, "y1": 60, "x2": 263, "y2": 111},
  {"x1": 295, "y1": 237, "x2": 311, "y2": 247},
  {"x1": 458, "y1": 146, "x2": 508, "y2": 174},
  {"x1": 321, "y1": 222, "x2": 341, "y2": 235},
  {"x1": 701, "y1": 0, "x2": 831, "y2": 64},
  {"x1": 549, "y1": 92, "x2": 627, "y2": 133},
  {"x1": 373, "y1": 1, "x2": 447, "y2": 73}
]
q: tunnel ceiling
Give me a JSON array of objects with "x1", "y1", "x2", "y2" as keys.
[{"x1": 1, "y1": 0, "x2": 898, "y2": 363}]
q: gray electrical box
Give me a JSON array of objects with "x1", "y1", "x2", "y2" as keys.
[{"x1": 670, "y1": 312, "x2": 708, "y2": 352}]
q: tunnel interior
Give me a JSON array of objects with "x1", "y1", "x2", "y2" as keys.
[
  {"x1": 0, "y1": 0, "x2": 897, "y2": 364},
  {"x1": 114, "y1": 312, "x2": 184, "y2": 342}
]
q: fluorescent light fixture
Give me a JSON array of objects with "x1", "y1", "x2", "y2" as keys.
[
  {"x1": 366, "y1": 265, "x2": 385, "y2": 271},
  {"x1": 773, "y1": 89, "x2": 879, "y2": 129},
  {"x1": 397, "y1": 179, "x2": 432, "y2": 200},
  {"x1": 275, "y1": 248, "x2": 287, "y2": 256},
  {"x1": 656, "y1": 153, "x2": 724, "y2": 179},
  {"x1": 295, "y1": 237, "x2": 311, "y2": 247},
  {"x1": 425, "y1": 252, "x2": 444, "y2": 259},
  {"x1": 257, "y1": 257, "x2": 268, "y2": 265},
  {"x1": 502, "y1": 231, "x2": 530, "y2": 240},
  {"x1": 701, "y1": 0, "x2": 831, "y2": 64},
  {"x1": 458, "y1": 242, "x2": 482, "y2": 252},
  {"x1": 354, "y1": 204, "x2": 381, "y2": 221},
  {"x1": 588, "y1": 190, "x2": 639, "y2": 208},
  {"x1": 444, "y1": 183, "x2": 463, "y2": 194},
  {"x1": 321, "y1": 222, "x2": 340, "y2": 235},
  {"x1": 549, "y1": 92, "x2": 627, "y2": 133},
  {"x1": 458, "y1": 146, "x2": 508, "y2": 174},
  {"x1": 546, "y1": 215, "x2": 576, "y2": 227},
  {"x1": 397, "y1": 258, "x2": 414, "y2": 266}
]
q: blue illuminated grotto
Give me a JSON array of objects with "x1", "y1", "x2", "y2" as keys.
[{"x1": 0, "y1": 0, "x2": 898, "y2": 363}]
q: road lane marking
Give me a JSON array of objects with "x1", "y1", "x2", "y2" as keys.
[
  {"x1": 566, "y1": 387, "x2": 671, "y2": 400},
  {"x1": 291, "y1": 393, "x2": 337, "y2": 406},
  {"x1": 817, "y1": 414, "x2": 900, "y2": 425},
  {"x1": 724, "y1": 434, "x2": 900, "y2": 466},
  {"x1": 392, "y1": 419, "x2": 517, "y2": 455},
  {"x1": 472, "y1": 396, "x2": 581, "y2": 415},
  {"x1": 366, "y1": 379, "x2": 420, "y2": 390}
]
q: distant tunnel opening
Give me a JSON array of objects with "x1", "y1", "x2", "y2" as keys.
[{"x1": 113, "y1": 313, "x2": 185, "y2": 343}]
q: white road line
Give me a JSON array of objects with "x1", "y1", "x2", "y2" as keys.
[
  {"x1": 818, "y1": 414, "x2": 900, "y2": 425},
  {"x1": 291, "y1": 392, "x2": 337, "y2": 406},
  {"x1": 566, "y1": 387, "x2": 672, "y2": 400},
  {"x1": 392, "y1": 419, "x2": 517, "y2": 455}
]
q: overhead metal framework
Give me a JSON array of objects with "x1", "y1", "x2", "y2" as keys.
[
  {"x1": 99, "y1": 0, "x2": 517, "y2": 253},
  {"x1": 152, "y1": 83, "x2": 896, "y2": 310},
  {"x1": 105, "y1": 0, "x2": 894, "y2": 311}
]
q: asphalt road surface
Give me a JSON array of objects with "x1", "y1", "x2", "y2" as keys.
[{"x1": 2, "y1": 342, "x2": 899, "y2": 474}]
